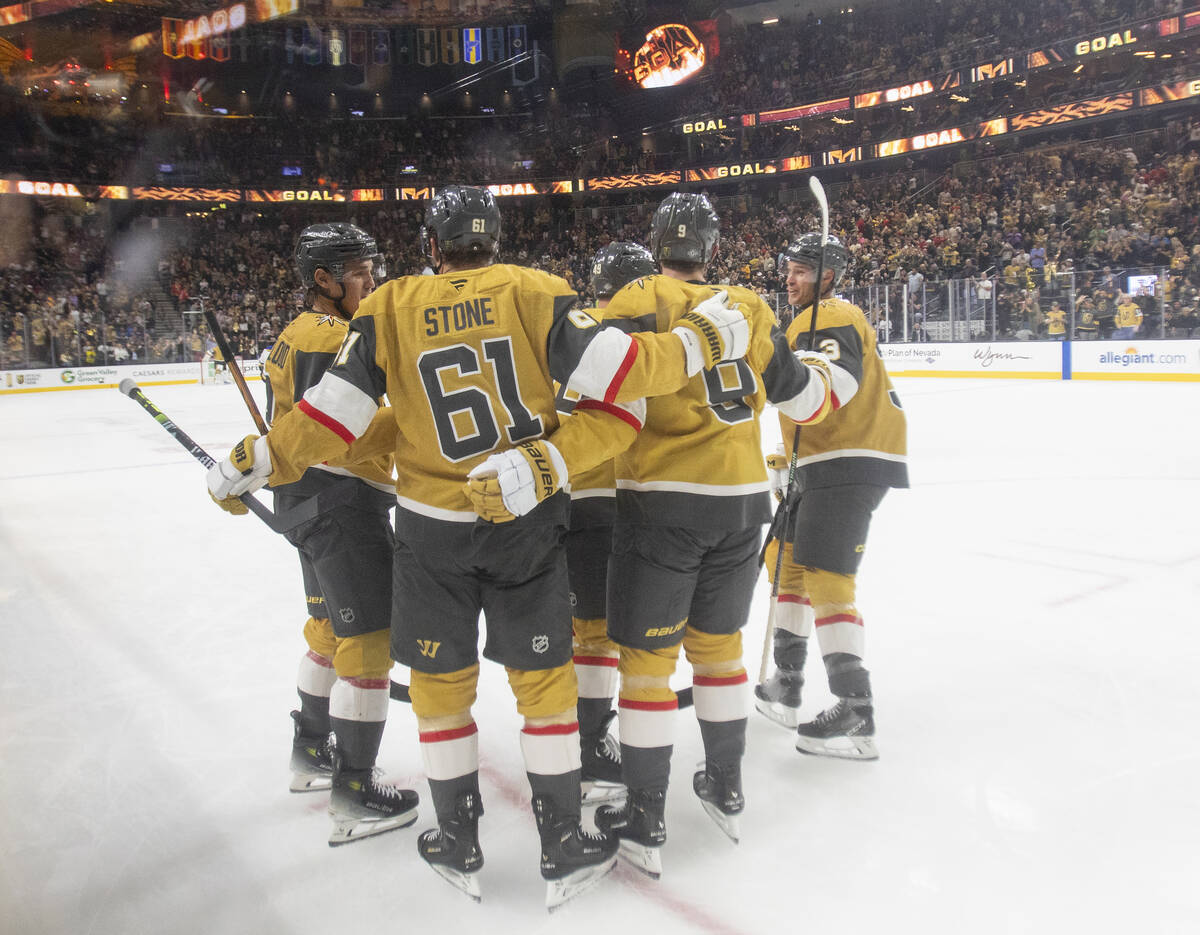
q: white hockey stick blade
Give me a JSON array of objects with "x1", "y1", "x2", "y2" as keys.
[
  {"x1": 808, "y1": 175, "x2": 830, "y2": 245},
  {"x1": 753, "y1": 694, "x2": 803, "y2": 730},
  {"x1": 545, "y1": 854, "x2": 617, "y2": 912},
  {"x1": 581, "y1": 780, "x2": 627, "y2": 808},
  {"x1": 427, "y1": 862, "x2": 483, "y2": 902},
  {"x1": 795, "y1": 733, "x2": 880, "y2": 760},
  {"x1": 615, "y1": 839, "x2": 663, "y2": 879},
  {"x1": 327, "y1": 806, "x2": 419, "y2": 847}
]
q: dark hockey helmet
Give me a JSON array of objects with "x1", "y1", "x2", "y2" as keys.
[
  {"x1": 781, "y1": 232, "x2": 850, "y2": 288},
  {"x1": 649, "y1": 192, "x2": 720, "y2": 266},
  {"x1": 295, "y1": 223, "x2": 384, "y2": 287},
  {"x1": 420, "y1": 184, "x2": 501, "y2": 263},
  {"x1": 591, "y1": 242, "x2": 656, "y2": 299}
]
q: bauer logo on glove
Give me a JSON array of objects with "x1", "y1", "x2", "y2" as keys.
[
  {"x1": 206, "y1": 434, "x2": 273, "y2": 514},
  {"x1": 464, "y1": 439, "x2": 567, "y2": 523},
  {"x1": 671, "y1": 290, "x2": 751, "y2": 375}
]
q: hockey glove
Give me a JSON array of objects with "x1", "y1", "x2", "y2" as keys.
[
  {"x1": 672, "y1": 291, "x2": 750, "y2": 376},
  {"x1": 206, "y1": 434, "x2": 272, "y2": 515},
  {"x1": 766, "y1": 444, "x2": 790, "y2": 503},
  {"x1": 464, "y1": 439, "x2": 567, "y2": 523}
]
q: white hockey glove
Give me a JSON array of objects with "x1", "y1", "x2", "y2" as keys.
[
  {"x1": 765, "y1": 444, "x2": 790, "y2": 503},
  {"x1": 206, "y1": 434, "x2": 272, "y2": 515},
  {"x1": 672, "y1": 291, "x2": 751, "y2": 377},
  {"x1": 464, "y1": 439, "x2": 568, "y2": 523}
]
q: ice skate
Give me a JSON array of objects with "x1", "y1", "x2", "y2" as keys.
[
  {"x1": 289, "y1": 709, "x2": 334, "y2": 793},
  {"x1": 594, "y1": 787, "x2": 666, "y2": 879},
  {"x1": 753, "y1": 669, "x2": 804, "y2": 729},
  {"x1": 533, "y1": 795, "x2": 618, "y2": 911},
  {"x1": 580, "y1": 711, "x2": 625, "y2": 806},
  {"x1": 795, "y1": 697, "x2": 878, "y2": 760},
  {"x1": 327, "y1": 752, "x2": 419, "y2": 846},
  {"x1": 693, "y1": 760, "x2": 744, "y2": 843},
  {"x1": 417, "y1": 790, "x2": 484, "y2": 902}
]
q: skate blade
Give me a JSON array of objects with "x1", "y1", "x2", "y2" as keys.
[
  {"x1": 545, "y1": 854, "x2": 617, "y2": 912},
  {"x1": 699, "y1": 800, "x2": 741, "y2": 844},
  {"x1": 327, "y1": 807, "x2": 419, "y2": 847},
  {"x1": 615, "y1": 840, "x2": 662, "y2": 879},
  {"x1": 581, "y1": 780, "x2": 626, "y2": 807},
  {"x1": 795, "y1": 734, "x2": 879, "y2": 760},
  {"x1": 753, "y1": 696, "x2": 802, "y2": 730},
  {"x1": 427, "y1": 862, "x2": 483, "y2": 902},
  {"x1": 289, "y1": 772, "x2": 332, "y2": 793}
]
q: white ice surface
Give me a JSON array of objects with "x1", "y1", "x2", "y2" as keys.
[{"x1": 1, "y1": 378, "x2": 1198, "y2": 935}]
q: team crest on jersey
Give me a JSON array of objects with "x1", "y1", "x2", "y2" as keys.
[
  {"x1": 339, "y1": 607, "x2": 355, "y2": 624},
  {"x1": 531, "y1": 634, "x2": 549, "y2": 654},
  {"x1": 316, "y1": 315, "x2": 341, "y2": 328}
]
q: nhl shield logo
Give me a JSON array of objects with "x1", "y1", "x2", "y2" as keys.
[
  {"x1": 339, "y1": 607, "x2": 356, "y2": 624},
  {"x1": 531, "y1": 634, "x2": 549, "y2": 654}
]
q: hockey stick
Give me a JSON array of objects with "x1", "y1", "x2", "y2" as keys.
[
  {"x1": 201, "y1": 300, "x2": 269, "y2": 434},
  {"x1": 119, "y1": 378, "x2": 416, "y2": 704},
  {"x1": 118, "y1": 380, "x2": 333, "y2": 535},
  {"x1": 758, "y1": 175, "x2": 829, "y2": 686}
]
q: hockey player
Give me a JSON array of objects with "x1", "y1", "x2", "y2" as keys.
[
  {"x1": 585, "y1": 193, "x2": 836, "y2": 877},
  {"x1": 755, "y1": 232, "x2": 909, "y2": 760},
  {"x1": 562, "y1": 242, "x2": 659, "y2": 805},
  {"x1": 206, "y1": 186, "x2": 752, "y2": 909},
  {"x1": 261, "y1": 223, "x2": 419, "y2": 844}
]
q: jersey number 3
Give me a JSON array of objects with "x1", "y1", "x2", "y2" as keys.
[{"x1": 418, "y1": 338, "x2": 543, "y2": 462}]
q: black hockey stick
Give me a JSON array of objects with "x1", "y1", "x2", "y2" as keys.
[
  {"x1": 201, "y1": 300, "x2": 269, "y2": 434},
  {"x1": 758, "y1": 175, "x2": 829, "y2": 685},
  {"x1": 119, "y1": 378, "x2": 416, "y2": 704}
]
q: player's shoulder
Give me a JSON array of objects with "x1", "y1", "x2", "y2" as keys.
[
  {"x1": 723, "y1": 283, "x2": 776, "y2": 317},
  {"x1": 819, "y1": 295, "x2": 869, "y2": 327},
  {"x1": 490, "y1": 263, "x2": 574, "y2": 297}
]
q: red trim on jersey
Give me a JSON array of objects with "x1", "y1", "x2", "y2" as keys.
[
  {"x1": 619, "y1": 698, "x2": 679, "y2": 712},
  {"x1": 830, "y1": 390, "x2": 843, "y2": 411},
  {"x1": 573, "y1": 655, "x2": 619, "y2": 668},
  {"x1": 816, "y1": 613, "x2": 863, "y2": 627},
  {"x1": 419, "y1": 722, "x2": 479, "y2": 744},
  {"x1": 575, "y1": 398, "x2": 643, "y2": 432},
  {"x1": 341, "y1": 676, "x2": 390, "y2": 690},
  {"x1": 778, "y1": 594, "x2": 812, "y2": 606},
  {"x1": 298, "y1": 398, "x2": 356, "y2": 444},
  {"x1": 521, "y1": 722, "x2": 580, "y2": 736},
  {"x1": 693, "y1": 673, "x2": 749, "y2": 687},
  {"x1": 602, "y1": 339, "x2": 639, "y2": 403},
  {"x1": 305, "y1": 650, "x2": 334, "y2": 668}
]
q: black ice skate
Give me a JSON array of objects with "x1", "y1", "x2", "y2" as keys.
[
  {"x1": 289, "y1": 709, "x2": 334, "y2": 793},
  {"x1": 327, "y1": 752, "x2": 419, "y2": 846},
  {"x1": 595, "y1": 787, "x2": 667, "y2": 879},
  {"x1": 580, "y1": 711, "x2": 625, "y2": 806},
  {"x1": 795, "y1": 697, "x2": 879, "y2": 760},
  {"x1": 533, "y1": 796, "x2": 618, "y2": 911},
  {"x1": 692, "y1": 760, "x2": 744, "y2": 843},
  {"x1": 753, "y1": 669, "x2": 805, "y2": 729},
  {"x1": 418, "y1": 790, "x2": 484, "y2": 902}
]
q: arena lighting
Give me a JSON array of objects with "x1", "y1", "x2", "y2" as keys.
[
  {"x1": 1074, "y1": 64, "x2": 1085, "y2": 73},
  {"x1": 762, "y1": 18, "x2": 779, "y2": 25}
]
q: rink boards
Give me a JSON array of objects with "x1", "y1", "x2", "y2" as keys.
[{"x1": 3, "y1": 340, "x2": 1199, "y2": 394}]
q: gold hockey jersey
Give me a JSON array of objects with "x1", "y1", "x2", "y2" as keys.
[
  {"x1": 782, "y1": 296, "x2": 909, "y2": 490},
  {"x1": 263, "y1": 309, "x2": 394, "y2": 495},
  {"x1": 262, "y1": 263, "x2": 703, "y2": 524},
  {"x1": 602, "y1": 276, "x2": 827, "y2": 529}
]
